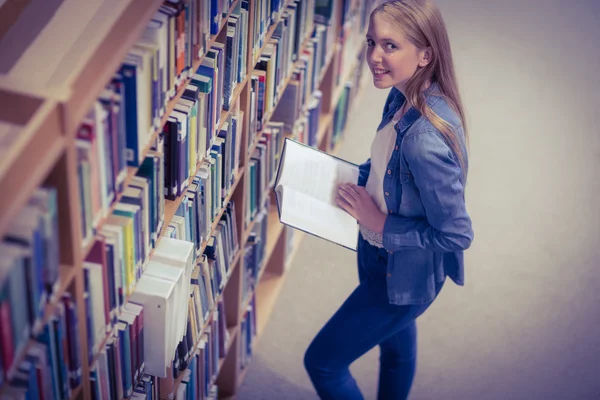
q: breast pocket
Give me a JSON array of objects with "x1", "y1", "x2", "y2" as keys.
[{"x1": 398, "y1": 170, "x2": 425, "y2": 217}]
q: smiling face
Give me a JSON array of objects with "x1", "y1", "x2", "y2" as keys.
[{"x1": 366, "y1": 12, "x2": 431, "y2": 93}]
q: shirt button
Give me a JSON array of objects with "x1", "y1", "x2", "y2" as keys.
[
  {"x1": 385, "y1": 191, "x2": 389, "y2": 196},
  {"x1": 387, "y1": 273, "x2": 392, "y2": 278},
  {"x1": 388, "y1": 210, "x2": 393, "y2": 214},
  {"x1": 388, "y1": 250, "x2": 393, "y2": 254},
  {"x1": 395, "y1": 145, "x2": 398, "y2": 151},
  {"x1": 387, "y1": 170, "x2": 392, "y2": 175}
]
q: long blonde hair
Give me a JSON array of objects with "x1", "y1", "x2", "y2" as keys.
[{"x1": 372, "y1": 0, "x2": 469, "y2": 179}]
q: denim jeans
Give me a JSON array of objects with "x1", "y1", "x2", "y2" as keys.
[{"x1": 304, "y1": 235, "x2": 445, "y2": 400}]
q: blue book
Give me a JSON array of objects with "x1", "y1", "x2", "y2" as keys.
[
  {"x1": 63, "y1": 293, "x2": 83, "y2": 389},
  {"x1": 223, "y1": 28, "x2": 234, "y2": 111},
  {"x1": 120, "y1": 60, "x2": 142, "y2": 166},
  {"x1": 210, "y1": 0, "x2": 220, "y2": 34},
  {"x1": 118, "y1": 322, "x2": 133, "y2": 398},
  {"x1": 53, "y1": 312, "x2": 70, "y2": 399},
  {"x1": 137, "y1": 158, "x2": 159, "y2": 244}
]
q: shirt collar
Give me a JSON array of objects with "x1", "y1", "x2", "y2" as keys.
[{"x1": 389, "y1": 82, "x2": 441, "y2": 134}]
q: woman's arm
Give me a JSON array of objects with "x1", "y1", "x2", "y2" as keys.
[{"x1": 382, "y1": 129, "x2": 473, "y2": 253}]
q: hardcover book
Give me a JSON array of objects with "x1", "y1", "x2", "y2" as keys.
[{"x1": 274, "y1": 138, "x2": 359, "y2": 251}]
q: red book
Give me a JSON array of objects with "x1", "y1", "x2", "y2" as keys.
[{"x1": 0, "y1": 297, "x2": 15, "y2": 372}]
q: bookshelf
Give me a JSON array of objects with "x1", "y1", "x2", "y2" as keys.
[{"x1": 0, "y1": 0, "x2": 375, "y2": 398}]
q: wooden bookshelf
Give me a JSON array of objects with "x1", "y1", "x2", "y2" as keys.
[
  {"x1": 0, "y1": 0, "x2": 374, "y2": 398},
  {"x1": 61, "y1": 0, "x2": 166, "y2": 136},
  {"x1": 0, "y1": 95, "x2": 64, "y2": 238}
]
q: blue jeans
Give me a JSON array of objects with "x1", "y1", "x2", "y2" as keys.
[{"x1": 304, "y1": 235, "x2": 445, "y2": 399}]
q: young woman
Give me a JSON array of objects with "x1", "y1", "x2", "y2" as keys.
[{"x1": 303, "y1": 1, "x2": 474, "y2": 399}]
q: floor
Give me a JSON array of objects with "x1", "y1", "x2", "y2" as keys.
[{"x1": 237, "y1": 0, "x2": 600, "y2": 399}]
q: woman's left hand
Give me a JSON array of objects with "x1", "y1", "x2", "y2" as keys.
[{"x1": 336, "y1": 183, "x2": 387, "y2": 233}]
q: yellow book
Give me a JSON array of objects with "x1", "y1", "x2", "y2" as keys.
[{"x1": 107, "y1": 214, "x2": 135, "y2": 295}]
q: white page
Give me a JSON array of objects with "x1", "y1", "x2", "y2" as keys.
[
  {"x1": 277, "y1": 184, "x2": 359, "y2": 250},
  {"x1": 275, "y1": 139, "x2": 361, "y2": 250},
  {"x1": 277, "y1": 138, "x2": 359, "y2": 206}
]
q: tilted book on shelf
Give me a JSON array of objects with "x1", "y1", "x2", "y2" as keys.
[{"x1": 273, "y1": 138, "x2": 359, "y2": 251}]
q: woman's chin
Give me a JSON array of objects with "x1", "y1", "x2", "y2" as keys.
[{"x1": 372, "y1": 77, "x2": 392, "y2": 89}]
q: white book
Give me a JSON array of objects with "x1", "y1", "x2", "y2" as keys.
[
  {"x1": 83, "y1": 261, "x2": 108, "y2": 354},
  {"x1": 274, "y1": 138, "x2": 360, "y2": 251},
  {"x1": 128, "y1": 274, "x2": 177, "y2": 378},
  {"x1": 152, "y1": 237, "x2": 195, "y2": 341},
  {"x1": 143, "y1": 260, "x2": 184, "y2": 360}
]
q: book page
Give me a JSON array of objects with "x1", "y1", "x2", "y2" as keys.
[
  {"x1": 278, "y1": 186, "x2": 358, "y2": 250},
  {"x1": 276, "y1": 139, "x2": 359, "y2": 206}
]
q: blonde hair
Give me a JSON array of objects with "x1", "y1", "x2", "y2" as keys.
[{"x1": 371, "y1": 0, "x2": 469, "y2": 179}]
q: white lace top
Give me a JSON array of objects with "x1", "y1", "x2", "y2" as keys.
[{"x1": 359, "y1": 109, "x2": 403, "y2": 248}]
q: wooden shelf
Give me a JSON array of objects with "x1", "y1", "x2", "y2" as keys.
[
  {"x1": 0, "y1": 0, "x2": 369, "y2": 397},
  {"x1": 0, "y1": 265, "x2": 77, "y2": 381},
  {"x1": 83, "y1": 130, "x2": 245, "y2": 260},
  {"x1": 88, "y1": 169, "x2": 244, "y2": 366},
  {"x1": 78, "y1": 0, "x2": 246, "y2": 256},
  {"x1": 331, "y1": 41, "x2": 367, "y2": 108},
  {"x1": 62, "y1": 0, "x2": 165, "y2": 136},
  {"x1": 239, "y1": 204, "x2": 283, "y2": 316},
  {"x1": 217, "y1": 76, "x2": 250, "y2": 134},
  {"x1": 246, "y1": 33, "x2": 314, "y2": 158},
  {"x1": 0, "y1": 96, "x2": 63, "y2": 238},
  {"x1": 81, "y1": 78, "x2": 248, "y2": 258},
  {"x1": 255, "y1": 272, "x2": 287, "y2": 337},
  {"x1": 218, "y1": 327, "x2": 239, "y2": 374},
  {"x1": 264, "y1": 206, "x2": 284, "y2": 272},
  {"x1": 252, "y1": 0, "x2": 295, "y2": 66},
  {"x1": 317, "y1": 111, "x2": 334, "y2": 146},
  {"x1": 169, "y1": 285, "x2": 240, "y2": 398}
]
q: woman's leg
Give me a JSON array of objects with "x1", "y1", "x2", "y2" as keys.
[
  {"x1": 377, "y1": 280, "x2": 445, "y2": 400},
  {"x1": 303, "y1": 283, "x2": 421, "y2": 400},
  {"x1": 377, "y1": 321, "x2": 417, "y2": 400}
]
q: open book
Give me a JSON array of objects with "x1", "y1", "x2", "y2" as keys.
[{"x1": 274, "y1": 138, "x2": 360, "y2": 251}]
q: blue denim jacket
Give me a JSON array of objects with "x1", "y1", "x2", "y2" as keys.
[{"x1": 358, "y1": 82, "x2": 474, "y2": 305}]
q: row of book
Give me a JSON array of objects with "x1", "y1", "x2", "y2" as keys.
[
  {"x1": 251, "y1": 0, "x2": 314, "y2": 64},
  {"x1": 239, "y1": 295, "x2": 258, "y2": 372},
  {"x1": 246, "y1": 123, "x2": 285, "y2": 225},
  {"x1": 331, "y1": 48, "x2": 368, "y2": 148},
  {"x1": 82, "y1": 193, "x2": 239, "y2": 395},
  {"x1": 265, "y1": 20, "x2": 335, "y2": 147},
  {"x1": 247, "y1": 0, "x2": 317, "y2": 146},
  {"x1": 126, "y1": 0, "x2": 249, "y2": 168},
  {"x1": 77, "y1": 0, "x2": 321, "y2": 252},
  {"x1": 88, "y1": 300, "x2": 146, "y2": 400},
  {"x1": 88, "y1": 284, "x2": 230, "y2": 400},
  {"x1": 0, "y1": 292, "x2": 82, "y2": 400},
  {"x1": 158, "y1": 299, "x2": 229, "y2": 400},
  {"x1": 76, "y1": 0, "x2": 249, "y2": 246},
  {"x1": 242, "y1": 205, "x2": 270, "y2": 305},
  {"x1": 84, "y1": 193, "x2": 239, "y2": 366},
  {"x1": 337, "y1": 0, "x2": 371, "y2": 86},
  {"x1": 0, "y1": 187, "x2": 61, "y2": 386}
]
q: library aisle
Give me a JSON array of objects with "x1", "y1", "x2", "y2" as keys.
[{"x1": 237, "y1": 0, "x2": 600, "y2": 399}]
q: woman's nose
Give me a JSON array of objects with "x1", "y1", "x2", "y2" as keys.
[{"x1": 368, "y1": 46, "x2": 383, "y2": 64}]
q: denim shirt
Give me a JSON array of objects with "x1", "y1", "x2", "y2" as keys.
[{"x1": 358, "y1": 82, "x2": 474, "y2": 305}]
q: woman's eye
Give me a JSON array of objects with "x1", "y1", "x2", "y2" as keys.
[
  {"x1": 366, "y1": 38, "x2": 375, "y2": 46},
  {"x1": 386, "y1": 43, "x2": 397, "y2": 50}
]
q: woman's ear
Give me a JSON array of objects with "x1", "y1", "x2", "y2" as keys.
[{"x1": 418, "y1": 47, "x2": 433, "y2": 67}]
